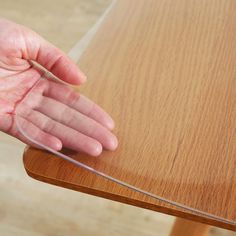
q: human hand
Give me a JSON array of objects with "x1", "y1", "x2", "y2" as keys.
[{"x1": 0, "y1": 18, "x2": 118, "y2": 156}]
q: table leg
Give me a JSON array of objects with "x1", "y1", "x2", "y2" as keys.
[{"x1": 170, "y1": 218, "x2": 211, "y2": 236}]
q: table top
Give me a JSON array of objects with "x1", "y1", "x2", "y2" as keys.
[{"x1": 23, "y1": 0, "x2": 236, "y2": 231}]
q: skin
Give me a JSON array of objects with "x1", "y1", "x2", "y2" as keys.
[{"x1": 0, "y1": 18, "x2": 118, "y2": 156}]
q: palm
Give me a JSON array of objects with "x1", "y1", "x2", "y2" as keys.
[
  {"x1": 0, "y1": 18, "x2": 117, "y2": 156},
  {"x1": 0, "y1": 68, "x2": 41, "y2": 113}
]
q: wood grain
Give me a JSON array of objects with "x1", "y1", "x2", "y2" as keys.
[
  {"x1": 170, "y1": 218, "x2": 210, "y2": 236},
  {"x1": 23, "y1": 0, "x2": 236, "y2": 231}
]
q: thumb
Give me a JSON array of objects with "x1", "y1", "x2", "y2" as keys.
[{"x1": 24, "y1": 30, "x2": 87, "y2": 85}]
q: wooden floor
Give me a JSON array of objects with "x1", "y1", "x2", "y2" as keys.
[{"x1": 0, "y1": 0, "x2": 235, "y2": 235}]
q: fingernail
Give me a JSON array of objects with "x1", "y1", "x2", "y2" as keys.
[
  {"x1": 53, "y1": 141, "x2": 62, "y2": 151},
  {"x1": 79, "y1": 72, "x2": 87, "y2": 84},
  {"x1": 106, "y1": 117, "x2": 115, "y2": 130},
  {"x1": 109, "y1": 135, "x2": 118, "y2": 151},
  {"x1": 91, "y1": 143, "x2": 103, "y2": 157}
]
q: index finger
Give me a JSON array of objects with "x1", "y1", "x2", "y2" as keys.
[{"x1": 42, "y1": 80, "x2": 115, "y2": 130}]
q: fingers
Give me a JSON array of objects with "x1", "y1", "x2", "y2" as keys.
[
  {"x1": 18, "y1": 108, "x2": 103, "y2": 156},
  {"x1": 33, "y1": 96, "x2": 118, "y2": 151},
  {"x1": 14, "y1": 79, "x2": 118, "y2": 156},
  {"x1": 10, "y1": 115, "x2": 62, "y2": 150},
  {"x1": 43, "y1": 80, "x2": 115, "y2": 130}
]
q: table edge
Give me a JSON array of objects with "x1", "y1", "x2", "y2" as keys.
[{"x1": 23, "y1": 148, "x2": 236, "y2": 231}]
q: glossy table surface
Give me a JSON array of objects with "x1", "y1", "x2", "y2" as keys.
[{"x1": 23, "y1": 0, "x2": 236, "y2": 231}]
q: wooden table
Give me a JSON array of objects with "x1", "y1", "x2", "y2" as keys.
[{"x1": 23, "y1": 0, "x2": 236, "y2": 234}]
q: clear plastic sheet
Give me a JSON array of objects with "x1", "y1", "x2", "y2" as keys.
[
  {"x1": 15, "y1": 0, "x2": 236, "y2": 226},
  {"x1": 15, "y1": 74, "x2": 236, "y2": 225}
]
